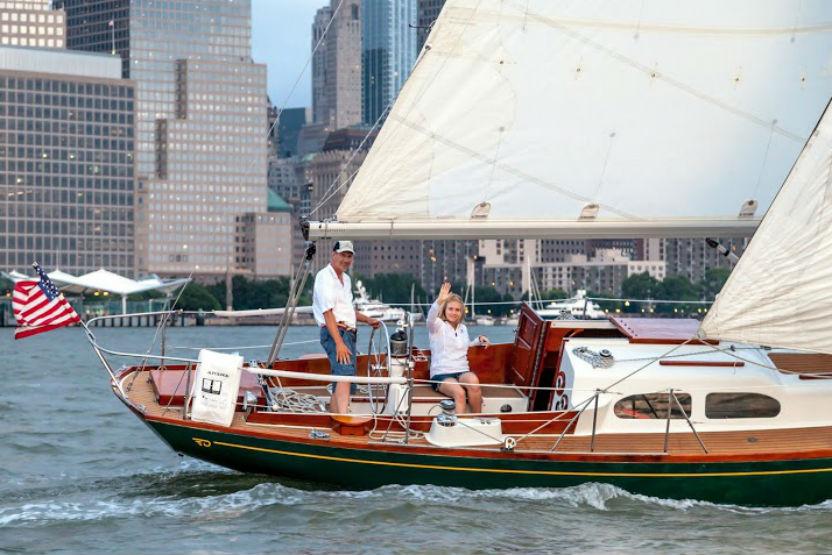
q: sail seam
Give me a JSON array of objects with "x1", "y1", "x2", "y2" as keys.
[{"x1": 388, "y1": 114, "x2": 640, "y2": 220}]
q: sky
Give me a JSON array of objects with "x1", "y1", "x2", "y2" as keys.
[{"x1": 252, "y1": 0, "x2": 321, "y2": 111}]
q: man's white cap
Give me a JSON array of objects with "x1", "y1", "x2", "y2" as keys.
[{"x1": 333, "y1": 240, "x2": 355, "y2": 254}]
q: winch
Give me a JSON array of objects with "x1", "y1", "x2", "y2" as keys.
[{"x1": 425, "y1": 399, "x2": 504, "y2": 448}]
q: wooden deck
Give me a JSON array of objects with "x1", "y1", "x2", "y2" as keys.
[
  {"x1": 769, "y1": 352, "x2": 832, "y2": 376},
  {"x1": 122, "y1": 369, "x2": 832, "y2": 460}
]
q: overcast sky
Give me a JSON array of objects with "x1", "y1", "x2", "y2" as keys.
[{"x1": 252, "y1": 0, "x2": 320, "y2": 111}]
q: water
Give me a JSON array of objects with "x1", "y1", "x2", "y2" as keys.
[{"x1": 3, "y1": 325, "x2": 832, "y2": 554}]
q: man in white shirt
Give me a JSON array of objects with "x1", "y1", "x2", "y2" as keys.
[{"x1": 313, "y1": 240, "x2": 380, "y2": 414}]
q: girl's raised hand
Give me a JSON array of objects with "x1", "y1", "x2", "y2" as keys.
[{"x1": 437, "y1": 281, "x2": 452, "y2": 304}]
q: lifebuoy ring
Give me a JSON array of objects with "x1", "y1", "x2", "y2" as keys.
[{"x1": 554, "y1": 370, "x2": 567, "y2": 397}]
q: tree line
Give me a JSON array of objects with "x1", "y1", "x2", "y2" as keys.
[
  {"x1": 2, "y1": 268, "x2": 730, "y2": 317},
  {"x1": 146, "y1": 268, "x2": 733, "y2": 316}
]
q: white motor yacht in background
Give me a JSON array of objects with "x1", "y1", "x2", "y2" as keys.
[
  {"x1": 353, "y1": 280, "x2": 407, "y2": 322},
  {"x1": 474, "y1": 314, "x2": 496, "y2": 326},
  {"x1": 535, "y1": 290, "x2": 606, "y2": 320}
]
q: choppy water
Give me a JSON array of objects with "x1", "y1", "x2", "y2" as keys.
[{"x1": 3, "y1": 324, "x2": 832, "y2": 554}]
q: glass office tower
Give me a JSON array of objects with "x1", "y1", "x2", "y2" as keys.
[
  {"x1": 60, "y1": 0, "x2": 267, "y2": 275},
  {"x1": 362, "y1": 0, "x2": 417, "y2": 124},
  {"x1": 0, "y1": 47, "x2": 135, "y2": 274}
]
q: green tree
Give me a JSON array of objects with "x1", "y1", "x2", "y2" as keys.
[
  {"x1": 206, "y1": 275, "x2": 301, "y2": 311},
  {"x1": 700, "y1": 267, "x2": 731, "y2": 300},
  {"x1": 656, "y1": 275, "x2": 699, "y2": 314},
  {"x1": 176, "y1": 282, "x2": 221, "y2": 311},
  {"x1": 362, "y1": 273, "x2": 427, "y2": 307},
  {"x1": 471, "y1": 285, "x2": 513, "y2": 316},
  {"x1": 0, "y1": 275, "x2": 12, "y2": 297},
  {"x1": 586, "y1": 290, "x2": 622, "y2": 314},
  {"x1": 621, "y1": 272, "x2": 660, "y2": 313},
  {"x1": 540, "y1": 288, "x2": 568, "y2": 302}
]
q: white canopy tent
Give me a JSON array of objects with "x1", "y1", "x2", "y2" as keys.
[{"x1": 2, "y1": 268, "x2": 191, "y2": 314}]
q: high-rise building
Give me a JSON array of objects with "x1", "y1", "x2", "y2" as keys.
[
  {"x1": 416, "y1": 0, "x2": 444, "y2": 51},
  {"x1": 276, "y1": 107, "x2": 307, "y2": 158},
  {"x1": 60, "y1": 0, "x2": 267, "y2": 276},
  {"x1": 0, "y1": 47, "x2": 135, "y2": 275},
  {"x1": 311, "y1": 4, "x2": 332, "y2": 129},
  {"x1": 234, "y1": 190, "x2": 294, "y2": 278},
  {"x1": 0, "y1": 0, "x2": 65, "y2": 49},
  {"x1": 362, "y1": 0, "x2": 417, "y2": 124},
  {"x1": 312, "y1": 0, "x2": 362, "y2": 131},
  {"x1": 661, "y1": 237, "x2": 749, "y2": 282}
]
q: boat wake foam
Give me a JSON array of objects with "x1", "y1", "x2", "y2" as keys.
[{"x1": 5, "y1": 471, "x2": 832, "y2": 526}]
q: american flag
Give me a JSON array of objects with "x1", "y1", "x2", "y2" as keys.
[{"x1": 12, "y1": 263, "x2": 81, "y2": 340}]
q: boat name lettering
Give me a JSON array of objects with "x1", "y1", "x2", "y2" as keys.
[{"x1": 192, "y1": 438, "x2": 212, "y2": 448}]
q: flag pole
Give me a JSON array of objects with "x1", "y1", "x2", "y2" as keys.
[{"x1": 110, "y1": 20, "x2": 116, "y2": 55}]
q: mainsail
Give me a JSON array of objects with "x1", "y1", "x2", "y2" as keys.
[
  {"x1": 700, "y1": 99, "x2": 832, "y2": 354},
  {"x1": 308, "y1": 0, "x2": 832, "y2": 239}
]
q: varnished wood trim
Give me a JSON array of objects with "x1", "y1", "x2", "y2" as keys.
[{"x1": 659, "y1": 360, "x2": 744, "y2": 367}]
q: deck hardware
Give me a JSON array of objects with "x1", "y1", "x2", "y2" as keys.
[
  {"x1": 310, "y1": 430, "x2": 331, "y2": 440},
  {"x1": 437, "y1": 400, "x2": 458, "y2": 426},
  {"x1": 573, "y1": 346, "x2": 614, "y2": 369},
  {"x1": 500, "y1": 404, "x2": 513, "y2": 413},
  {"x1": 747, "y1": 436, "x2": 758, "y2": 443},
  {"x1": 242, "y1": 390, "x2": 258, "y2": 412},
  {"x1": 502, "y1": 437, "x2": 517, "y2": 452}
]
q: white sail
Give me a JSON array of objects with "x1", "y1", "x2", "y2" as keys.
[
  {"x1": 309, "y1": 0, "x2": 832, "y2": 239},
  {"x1": 700, "y1": 100, "x2": 832, "y2": 353}
]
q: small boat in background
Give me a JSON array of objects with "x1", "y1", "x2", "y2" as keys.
[
  {"x1": 535, "y1": 290, "x2": 606, "y2": 320},
  {"x1": 353, "y1": 280, "x2": 406, "y2": 322},
  {"x1": 474, "y1": 314, "x2": 495, "y2": 326}
]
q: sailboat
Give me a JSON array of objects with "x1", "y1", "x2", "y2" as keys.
[{"x1": 87, "y1": 1, "x2": 832, "y2": 506}]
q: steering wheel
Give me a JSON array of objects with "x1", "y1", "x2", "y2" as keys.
[{"x1": 366, "y1": 321, "x2": 392, "y2": 414}]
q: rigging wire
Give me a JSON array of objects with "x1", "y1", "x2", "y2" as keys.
[
  {"x1": 308, "y1": 102, "x2": 392, "y2": 217},
  {"x1": 266, "y1": 0, "x2": 346, "y2": 141},
  {"x1": 127, "y1": 273, "x2": 193, "y2": 392}
]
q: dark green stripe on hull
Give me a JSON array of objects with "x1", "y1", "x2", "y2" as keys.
[{"x1": 149, "y1": 420, "x2": 832, "y2": 507}]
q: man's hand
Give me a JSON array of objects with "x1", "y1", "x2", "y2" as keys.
[
  {"x1": 336, "y1": 340, "x2": 353, "y2": 364},
  {"x1": 367, "y1": 317, "x2": 381, "y2": 329},
  {"x1": 478, "y1": 335, "x2": 491, "y2": 349}
]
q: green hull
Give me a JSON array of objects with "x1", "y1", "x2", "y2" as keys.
[{"x1": 147, "y1": 418, "x2": 832, "y2": 507}]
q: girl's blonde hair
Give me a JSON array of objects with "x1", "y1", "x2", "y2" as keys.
[{"x1": 440, "y1": 293, "x2": 465, "y2": 322}]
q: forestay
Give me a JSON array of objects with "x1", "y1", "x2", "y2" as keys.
[
  {"x1": 700, "y1": 100, "x2": 832, "y2": 354},
  {"x1": 310, "y1": 0, "x2": 832, "y2": 239}
]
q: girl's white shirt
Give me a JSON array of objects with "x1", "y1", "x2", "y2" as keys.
[{"x1": 427, "y1": 301, "x2": 480, "y2": 378}]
